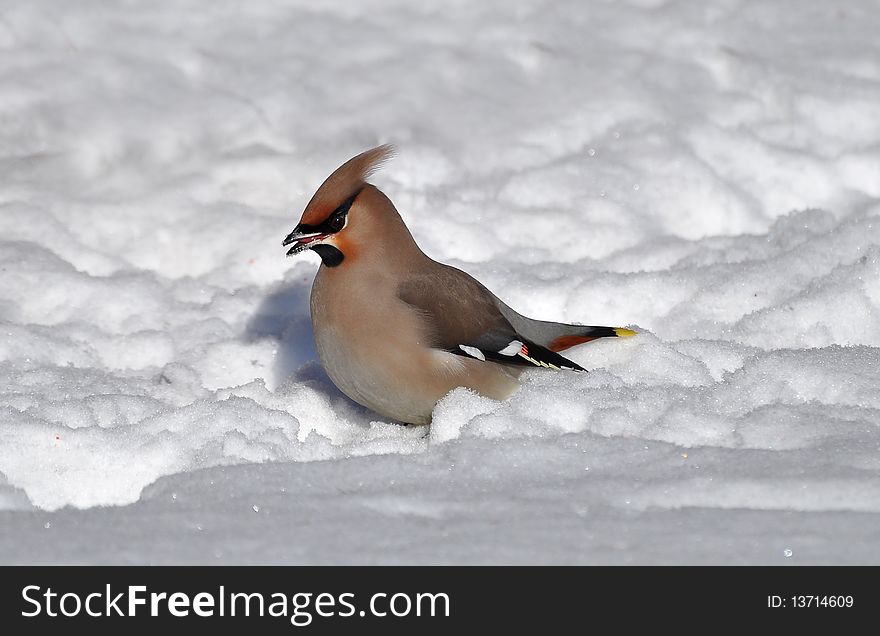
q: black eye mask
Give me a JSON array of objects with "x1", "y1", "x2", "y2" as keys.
[
  {"x1": 293, "y1": 190, "x2": 360, "y2": 237},
  {"x1": 283, "y1": 189, "x2": 362, "y2": 266}
]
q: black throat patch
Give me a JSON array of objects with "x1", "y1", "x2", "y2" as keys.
[{"x1": 311, "y1": 244, "x2": 344, "y2": 267}]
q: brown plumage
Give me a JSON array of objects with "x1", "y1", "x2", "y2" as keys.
[
  {"x1": 283, "y1": 145, "x2": 636, "y2": 425},
  {"x1": 299, "y1": 145, "x2": 395, "y2": 226},
  {"x1": 548, "y1": 334, "x2": 600, "y2": 352}
]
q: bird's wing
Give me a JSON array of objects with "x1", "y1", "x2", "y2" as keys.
[{"x1": 397, "y1": 264, "x2": 585, "y2": 371}]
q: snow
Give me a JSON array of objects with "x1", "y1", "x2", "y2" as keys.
[{"x1": 1, "y1": 0, "x2": 879, "y2": 564}]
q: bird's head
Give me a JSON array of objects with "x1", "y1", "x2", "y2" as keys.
[{"x1": 283, "y1": 144, "x2": 397, "y2": 267}]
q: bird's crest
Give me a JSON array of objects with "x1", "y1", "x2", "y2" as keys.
[{"x1": 300, "y1": 144, "x2": 396, "y2": 225}]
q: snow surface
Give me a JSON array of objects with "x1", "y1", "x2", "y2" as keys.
[{"x1": 1, "y1": 0, "x2": 880, "y2": 564}]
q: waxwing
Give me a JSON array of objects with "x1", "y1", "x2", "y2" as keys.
[{"x1": 283, "y1": 145, "x2": 635, "y2": 425}]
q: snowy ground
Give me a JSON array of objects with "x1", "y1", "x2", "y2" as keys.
[{"x1": 1, "y1": 0, "x2": 879, "y2": 564}]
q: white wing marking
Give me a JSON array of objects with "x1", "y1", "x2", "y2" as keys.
[
  {"x1": 459, "y1": 344, "x2": 486, "y2": 361},
  {"x1": 498, "y1": 340, "x2": 523, "y2": 356}
]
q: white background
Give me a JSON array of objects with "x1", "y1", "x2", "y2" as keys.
[{"x1": 1, "y1": 0, "x2": 879, "y2": 563}]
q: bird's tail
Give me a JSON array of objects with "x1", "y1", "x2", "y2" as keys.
[
  {"x1": 546, "y1": 326, "x2": 636, "y2": 352},
  {"x1": 495, "y1": 302, "x2": 636, "y2": 353}
]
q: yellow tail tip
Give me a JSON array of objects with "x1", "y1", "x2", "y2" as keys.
[{"x1": 614, "y1": 328, "x2": 637, "y2": 338}]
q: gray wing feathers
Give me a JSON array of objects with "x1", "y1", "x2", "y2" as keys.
[
  {"x1": 396, "y1": 263, "x2": 594, "y2": 371},
  {"x1": 396, "y1": 263, "x2": 519, "y2": 353},
  {"x1": 397, "y1": 263, "x2": 596, "y2": 351}
]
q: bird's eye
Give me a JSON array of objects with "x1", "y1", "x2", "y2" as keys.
[
  {"x1": 328, "y1": 212, "x2": 345, "y2": 232},
  {"x1": 324, "y1": 192, "x2": 358, "y2": 233}
]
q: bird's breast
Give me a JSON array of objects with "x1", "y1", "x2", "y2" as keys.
[
  {"x1": 308, "y1": 265, "x2": 518, "y2": 424},
  {"x1": 310, "y1": 265, "x2": 438, "y2": 423}
]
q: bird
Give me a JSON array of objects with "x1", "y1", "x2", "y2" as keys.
[{"x1": 283, "y1": 145, "x2": 635, "y2": 425}]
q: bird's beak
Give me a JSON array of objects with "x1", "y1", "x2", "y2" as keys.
[{"x1": 282, "y1": 226, "x2": 329, "y2": 256}]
